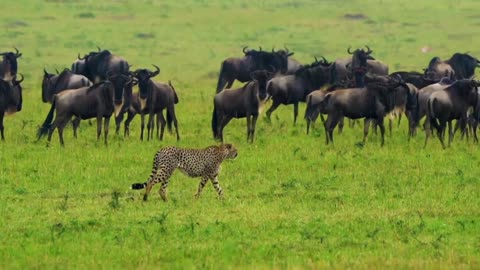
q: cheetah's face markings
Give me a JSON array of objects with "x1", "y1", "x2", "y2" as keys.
[{"x1": 221, "y1": 143, "x2": 238, "y2": 160}]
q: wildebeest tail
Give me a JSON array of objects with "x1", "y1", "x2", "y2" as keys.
[
  {"x1": 304, "y1": 94, "x2": 314, "y2": 120},
  {"x1": 212, "y1": 105, "x2": 218, "y2": 139},
  {"x1": 216, "y1": 61, "x2": 226, "y2": 93},
  {"x1": 131, "y1": 182, "x2": 147, "y2": 189},
  {"x1": 427, "y1": 98, "x2": 440, "y2": 132},
  {"x1": 37, "y1": 98, "x2": 56, "y2": 140}
]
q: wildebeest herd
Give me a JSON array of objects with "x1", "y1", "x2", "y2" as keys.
[{"x1": 0, "y1": 45, "x2": 479, "y2": 149}]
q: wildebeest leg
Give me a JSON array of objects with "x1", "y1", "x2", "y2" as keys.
[
  {"x1": 363, "y1": 119, "x2": 371, "y2": 144},
  {"x1": 325, "y1": 113, "x2": 341, "y2": 145},
  {"x1": 265, "y1": 100, "x2": 281, "y2": 122},
  {"x1": 194, "y1": 176, "x2": 209, "y2": 198},
  {"x1": 140, "y1": 113, "x2": 145, "y2": 141},
  {"x1": 397, "y1": 113, "x2": 402, "y2": 127},
  {"x1": 377, "y1": 117, "x2": 386, "y2": 146},
  {"x1": 247, "y1": 114, "x2": 258, "y2": 143},
  {"x1": 115, "y1": 113, "x2": 124, "y2": 135},
  {"x1": 293, "y1": 102, "x2": 299, "y2": 125},
  {"x1": 147, "y1": 112, "x2": 155, "y2": 141},
  {"x1": 438, "y1": 120, "x2": 446, "y2": 149},
  {"x1": 246, "y1": 116, "x2": 252, "y2": 142},
  {"x1": 103, "y1": 116, "x2": 110, "y2": 146},
  {"x1": 472, "y1": 119, "x2": 478, "y2": 143},
  {"x1": 0, "y1": 112, "x2": 4, "y2": 140},
  {"x1": 57, "y1": 117, "x2": 71, "y2": 146},
  {"x1": 96, "y1": 115, "x2": 103, "y2": 142},
  {"x1": 447, "y1": 120, "x2": 453, "y2": 147},
  {"x1": 158, "y1": 112, "x2": 166, "y2": 141},
  {"x1": 124, "y1": 111, "x2": 136, "y2": 137},
  {"x1": 388, "y1": 116, "x2": 393, "y2": 137},
  {"x1": 72, "y1": 117, "x2": 80, "y2": 138},
  {"x1": 338, "y1": 116, "x2": 344, "y2": 134},
  {"x1": 218, "y1": 115, "x2": 233, "y2": 143}
]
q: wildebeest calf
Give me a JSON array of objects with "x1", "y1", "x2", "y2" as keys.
[{"x1": 212, "y1": 70, "x2": 273, "y2": 143}]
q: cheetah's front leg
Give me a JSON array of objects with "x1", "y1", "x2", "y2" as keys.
[
  {"x1": 194, "y1": 176, "x2": 209, "y2": 198},
  {"x1": 211, "y1": 175, "x2": 223, "y2": 199}
]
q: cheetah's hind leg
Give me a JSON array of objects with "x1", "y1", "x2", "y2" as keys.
[{"x1": 194, "y1": 176, "x2": 209, "y2": 199}]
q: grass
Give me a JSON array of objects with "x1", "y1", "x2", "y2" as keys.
[{"x1": 1, "y1": 0, "x2": 480, "y2": 269}]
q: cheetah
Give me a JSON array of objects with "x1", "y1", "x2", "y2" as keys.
[{"x1": 131, "y1": 143, "x2": 238, "y2": 201}]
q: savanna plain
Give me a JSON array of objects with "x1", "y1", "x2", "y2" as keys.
[{"x1": 1, "y1": 0, "x2": 479, "y2": 269}]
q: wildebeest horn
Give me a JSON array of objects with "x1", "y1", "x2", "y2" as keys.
[
  {"x1": 43, "y1": 68, "x2": 49, "y2": 76},
  {"x1": 78, "y1": 53, "x2": 85, "y2": 60},
  {"x1": 284, "y1": 45, "x2": 289, "y2": 54},
  {"x1": 365, "y1": 45, "x2": 372, "y2": 55},
  {"x1": 347, "y1": 46, "x2": 353, "y2": 54},
  {"x1": 15, "y1": 73, "x2": 24, "y2": 84},
  {"x1": 259, "y1": 46, "x2": 262, "y2": 51},
  {"x1": 321, "y1": 56, "x2": 328, "y2": 63},
  {"x1": 14, "y1": 47, "x2": 22, "y2": 57},
  {"x1": 314, "y1": 56, "x2": 319, "y2": 63},
  {"x1": 151, "y1": 64, "x2": 160, "y2": 77},
  {"x1": 242, "y1": 46, "x2": 249, "y2": 53},
  {"x1": 97, "y1": 46, "x2": 102, "y2": 52},
  {"x1": 55, "y1": 68, "x2": 60, "y2": 74}
]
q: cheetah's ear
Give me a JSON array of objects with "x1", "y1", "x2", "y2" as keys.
[{"x1": 224, "y1": 143, "x2": 232, "y2": 149}]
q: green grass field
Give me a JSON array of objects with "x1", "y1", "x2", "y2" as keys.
[{"x1": 1, "y1": 0, "x2": 480, "y2": 269}]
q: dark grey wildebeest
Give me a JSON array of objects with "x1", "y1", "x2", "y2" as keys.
[
  {"x1": 334, "y1": 46, "x2": 388, "y2": 85},
  {"x1": 0, "y1": 75, "x2": 24, "y2": 140},
  {"x1": 127, "y1": 65, "x2": 180, "y2": 141},
  {"x1": 0, "y1": 48, "x2": 22, "y2": 80},
  {"x1": 42, "y1": 68, "x2": 92, "y2": 103},
  {"x1": 389, "y1": 71, "x2": 438, "y2": 89},
  {"x1": 37, "y1": 74, "x2": 132, "y2": 146},
  {"x1": 212, "y1": 70, "x2": 273, "y2": 143},
  {"x1": 265, "y1": 57, "x2": 336, "y2": 124},
  {"x1": 215, "y1": 47, "x2": 289, "y2": 93},
  {"x1": 424, "y1": 79, "x2": 480, "y2": 149},
  {"x1": 424, "y1": 53, "x2": 480, "y2": 80},
  {"x1": 321, "y1": 75, "x2": 411, "y2": 146},
  {"x1": 77, "y1": 49, "x2": 129, "y2": 83}
]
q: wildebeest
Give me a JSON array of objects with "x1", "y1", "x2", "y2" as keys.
[
  {"x1": 77, "y1": 49, "x2": 130, "y2": 83},
  {"x1": 424, "y1": 79, "x2": 480, "y2": 149},
  {"x1": 215, "y1": 46, "x2": 289, "y2": 93},
  {"x1": 212, "y1": 70, "x2": 273, "y2": 143},
  {"x1": 412, "y1": 78, "x2": 454, "y2": 137},
  {"x1": 424, "y1": 53, "x2": 480, "y2": 80},
  {"x1": 128, "y1": 65, "x2": 180, "y2": 141},
  {"x1": 0, "y1": 75, "x2": 24, "y2": 140},
  {"x1": 334, "y1": 46, "x2": 388, "y2": 85},
  {"x1": 42, "y1": 68, "x2": 93, "y2": 103},
  {"x1": 0, "y1": 48, "x2": 22, "y2": 80},
  {"x1": 304, "y1": 89, "x2": 345, "y2": 135},
  {"x1": 37, "y1": 74, "x2": 132, "y2": 146},
  {"x1": 322, "y1": 74, "x2": 411, "y2": 146},
  {"x1": 265, "y1": 57, "x2": 336, "y2": 124}
]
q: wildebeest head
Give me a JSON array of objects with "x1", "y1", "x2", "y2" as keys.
[
  {"x1": 244, "y1": 47, "x2": 289, "y2": 74},
  {"x1": 348, "y1": 45, "x2": 372, "y2": 73},
  {"x1": 0, "y1": 47, "x2": 22, "y2": 79},
  {"x1": 133, "y1": 65, "x2": 161, "y2": 99},
  {"x1": 250, "y1": 69, "x2": 274, "y2": 101},
  {"x1": 42, "y1": 69, "x2": 57, "y2": 103},
  {"x1": 106, "y1": 72, "x2": 133, "y2": 117}
]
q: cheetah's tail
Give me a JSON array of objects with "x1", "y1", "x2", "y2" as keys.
[{"x1": 131, "y1": 182, "x2": 147, "y2": 189}]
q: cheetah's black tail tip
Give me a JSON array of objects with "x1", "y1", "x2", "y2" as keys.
[{"x1": 131, "y1": 183, "x2": 147, "y2": 190}]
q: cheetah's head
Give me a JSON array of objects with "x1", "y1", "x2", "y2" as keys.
[{"x1": 220, "y1": 143, "x2": 238, "y2": 160}]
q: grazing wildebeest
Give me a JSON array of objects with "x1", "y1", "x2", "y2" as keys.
[
  {"x1": 0, "y1": 75, "x2": 24, "y2": 140},
  {"x1": 0, "y1": 48, "x2": 22, "y2": 80},
  {"x1": 77, "y1": 49, "x2": 130, "y2": 83},
  {"x1": 130, "y1": 65, "x2": 180, "y2": 141},
  {"x1": 389, "y1": 71, "x2": 439, "y2": 89},
  {"x1": 322, "y1": 74, "x2": 411, "y2": 146},
  {"x1": 212, "y1": 70, "x2": 273, "y2": 143},
  {"x1": 424, "y1": 53, "x2": 480, "y2": 80},
  {"x1": 215, "y1": 47, "x2": 289, "y2": 93},
  {"x1": 424, "y1": 79, "x2": 480, "y2": 149},
  {"x1": 42, "y1": 68, "x2": 93, "y2": 103},
  {"x1": 37, "y1": 74, "x2": 132, "y2": 146},
  {"x1": 265, "y1": 57, "x2": 336, "y2": 124}
]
